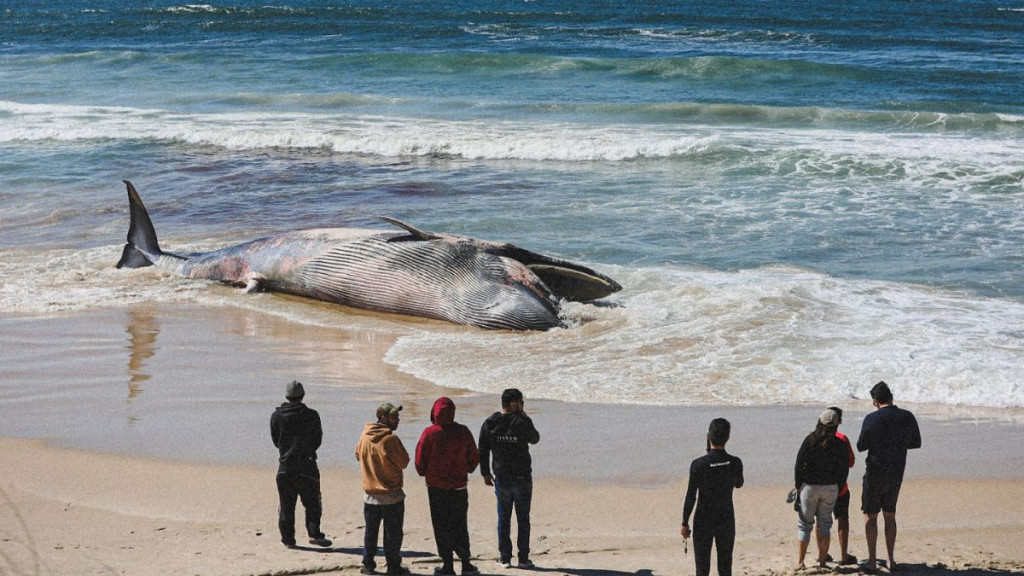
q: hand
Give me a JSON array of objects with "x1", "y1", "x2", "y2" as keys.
[
  {"x1": 680, "y1": 525, "x2": 690, "y2": 539},
  {"x1": 483, "y1": 475, "x2": 494, "y2": 487}
]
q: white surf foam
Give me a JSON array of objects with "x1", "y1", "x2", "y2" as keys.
[
  {"x1": 3, "y1": 244, "x2": 1021, "y2": 408},
  {"x1": 383, "y1": 266, "x2": 1024, "y2": 409},
  {"x1": 3, "y1": 100, "x2": 1023, "y2": 185}
]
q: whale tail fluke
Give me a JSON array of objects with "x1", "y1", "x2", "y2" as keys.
[{"x1": 116, "y1": 180, "x2": 163, "y2": 269}]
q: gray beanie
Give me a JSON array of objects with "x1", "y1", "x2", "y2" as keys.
[{"x1": 285, "y1": 380, "x2": 305, "y2": 400}]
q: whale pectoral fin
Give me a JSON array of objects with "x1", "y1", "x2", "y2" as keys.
[
  {"x1": 378, "y1": 216, "x2": 442, "y2": 241},
  {"x1": 244, "y1": 273, "x2": 266, "y2": 293},
  {"x1": 527, "y1": 263, "x2": 622, "y2": 302}
]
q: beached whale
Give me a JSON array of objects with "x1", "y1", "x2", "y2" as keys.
[{"x1": 115, "y1": 181, "x2": 620, "y2": 330}]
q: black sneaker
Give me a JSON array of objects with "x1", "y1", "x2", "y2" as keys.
[
  {"x1": 462, "y1": 563, "x2": 480, "y2": 575},
  {"x1": 386, "y1": 567, "x2": 411, "y2": 576},
  {"x1": 434, "y1": 566, "x2": 457, "y2": 576},
  {"x1": 308, "y1": 536, "x2": 333, "y2": 547},
  {"x1": 518, "y1": 559, "x2": 535, "y2": 569},
  {"x1": 360, "y1": 566, "x2": 377, "y2": 575}
]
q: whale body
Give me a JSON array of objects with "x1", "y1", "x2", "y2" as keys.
[{"x1": 115, "y1": 181, "x2": 621, "y2": 330}]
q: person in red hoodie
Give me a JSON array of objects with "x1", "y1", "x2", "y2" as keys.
[{"x1": 415, "y1": 397, "x2": 481, "y2": 576}]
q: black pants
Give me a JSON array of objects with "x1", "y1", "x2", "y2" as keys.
[
  {"x1": 276, "y1": 471, "x2": 324, "y2": 545},
  {"x1": 364, "y1": 500, "x2": 405, "y2": 571},
  {"x1": 692, "y1": 519, "x2": 735, "y2": 576},
  {"x1": 427, "y1": 487, "x2": 472, "y2": 567}
]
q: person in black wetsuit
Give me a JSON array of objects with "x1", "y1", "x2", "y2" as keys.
[{"x1": 681, "y1": 418, "x2": 745, "y2": 576}]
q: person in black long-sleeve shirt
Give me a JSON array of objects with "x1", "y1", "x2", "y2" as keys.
[
  {"x1": 270, "y1": 380, "x2": 331, "y2": 549},
  {"x1": 856, "y1": 381, "x2": 922, "y2": 572},
  {"x1": 479, "y1": 388, "x2": 540, "y2": 569},
  {"x1": 793, "y1": 409, "x2": 850, "y2": 569},
  {"x1": 680, "y1": 418, "x2": 744, "y2": 576}
]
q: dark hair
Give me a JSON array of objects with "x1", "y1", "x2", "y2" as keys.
[
  {"x1": 708, "y1": 418, "x2": 731, "y2": 446},
  {"x1": 810, "y1": 421, "x2": 837, "y2": 450},
  {"x1": 501, "y1": 388, "x2": 523, "y2": 409},
  {"x1": 827, "y1": 406, "x2": 843, "y2": 422},
  {"x1": 870, "y1": 381, "x2": 894, "y2": 404}
]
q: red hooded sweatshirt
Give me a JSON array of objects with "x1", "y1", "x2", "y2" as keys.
[{"x1": 415, "y1": 397, "x2": 480, "y2": 490}]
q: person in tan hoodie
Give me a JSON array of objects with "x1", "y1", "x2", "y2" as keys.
[{"x1": 355, "y1": 402, "x2": 411, "y2": 575}]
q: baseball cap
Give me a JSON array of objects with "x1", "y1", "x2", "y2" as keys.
[
  {"x1": 377, "y1": 402, "x2": 403, "y2": 420},
  {"x1": 819, "y1": 408, "x2": 840, "y2": 427}
]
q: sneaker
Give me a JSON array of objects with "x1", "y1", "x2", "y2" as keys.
[
  {"x1": 496, "y1": 559, "x2": 512, "y2": 569},
  {"x1": 434, "y1": 566, "x2": 457, "y2": 576},
  {"x1": 360, "y1": 567, "x2": 377, "y2": 575},
  {"x1": 518, "y1": 559, "x2": 535, "y2": 569},
  {"x1": 308, "y1": 536, "x2": 333, "y2": 547},
  {"x1": 462, "y1": 563, "x2": 481, "y2": 575},
  {"x1": 281, "y1": 540, "x2": 297, "y2": 549},
  {"x1": 386, "y1": 567, "x2": 410, "y2": 576}
]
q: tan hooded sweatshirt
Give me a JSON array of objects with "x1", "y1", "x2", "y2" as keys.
[{"x1": 355, "y1": 422, "x2": 410, "y2": 496}]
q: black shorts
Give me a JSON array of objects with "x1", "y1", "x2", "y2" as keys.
[
  {"x1": 833, "y1": 491, "x2": 850, "y2": 519},
  {"x1": 861, "y1": 472, "x2": 902, "y2": 515}
]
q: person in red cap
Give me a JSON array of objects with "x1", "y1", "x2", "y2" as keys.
[{"x1": 415, "y1": 397, "x2": 480, "y2": 576}]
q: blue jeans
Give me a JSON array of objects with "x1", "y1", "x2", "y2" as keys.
[
  {"x1": 494, "y1": 476, "x2": 532, "y2": 563},
  {"x1": 363, "y1": 500, "x2": 405, "y2": 571}
]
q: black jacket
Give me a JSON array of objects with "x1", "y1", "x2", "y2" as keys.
[
  {"x1": 478, "y1": 411, "x2": 540, "y2": 481},
  {"x1": 795, "y1": 433, "x2": 849, "y2": 489},
  {"x1": 270, "y1": 401, "x2": 322, "y2": 474}
]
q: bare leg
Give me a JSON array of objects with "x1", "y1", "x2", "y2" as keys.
[
  {"x1": 837, "y1": 517, "x2": 850, "y2": 562},
  {"x1": 882, "y1": 511, "x2": 898, "y2": 570},
  {"x1": 815, "y1": 530, "x2": 831, "y2": 566},
  {"x1": 797, "y1": 538, "x2": 809, "y2": 568},
  {"x1": 864, "y1": 513, "x2": 879, "y2": 566}
]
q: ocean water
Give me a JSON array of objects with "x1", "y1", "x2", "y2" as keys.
[{"x1": 2, "y1": 1, "x2": 1023, "y2": 409}]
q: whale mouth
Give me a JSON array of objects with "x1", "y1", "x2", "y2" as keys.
[{"x1": 527, "y1": 263, "x2": 622, "y2": 303}]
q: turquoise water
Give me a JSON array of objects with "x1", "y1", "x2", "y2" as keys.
[{"x1": 1, "y1": 1, "x2": 1022, "y2": 407}]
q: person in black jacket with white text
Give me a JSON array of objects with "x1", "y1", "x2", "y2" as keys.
[{"x1": 478, "y1": 388, "x2": 540, "y2": 569}]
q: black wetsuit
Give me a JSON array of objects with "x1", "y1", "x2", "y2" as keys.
[{"x1": 682, "y1": 449, "x2": 745, "y2": 576}]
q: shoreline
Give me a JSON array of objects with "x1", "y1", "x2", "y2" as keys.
[
  {"x1": 2, "y1": 305, "x2": 1024, "y2": 575},
  {"x1": 1, "y1": 305, "x2": 1023, "y2": 487}
]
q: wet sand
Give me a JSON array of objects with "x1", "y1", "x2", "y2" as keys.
[{"x1": 1, "y1": 305, "x2": 1023, "y2": 575}]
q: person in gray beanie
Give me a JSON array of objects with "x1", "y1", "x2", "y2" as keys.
[{"x1": 270, "y1": 380, "x2": 332, "y2": 549}]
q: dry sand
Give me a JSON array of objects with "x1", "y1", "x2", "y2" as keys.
[{"x1": 1, "y1": 305, "x2": 1023, "y2": 576}]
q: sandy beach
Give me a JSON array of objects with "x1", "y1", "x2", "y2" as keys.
[{"x1": 2, "y1": 305, "x2": 1023, "y2": 576}]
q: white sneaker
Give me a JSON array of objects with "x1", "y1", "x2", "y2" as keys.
[{"x1": 495, "y1": 559, "x2": 512, "y2": 569}]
